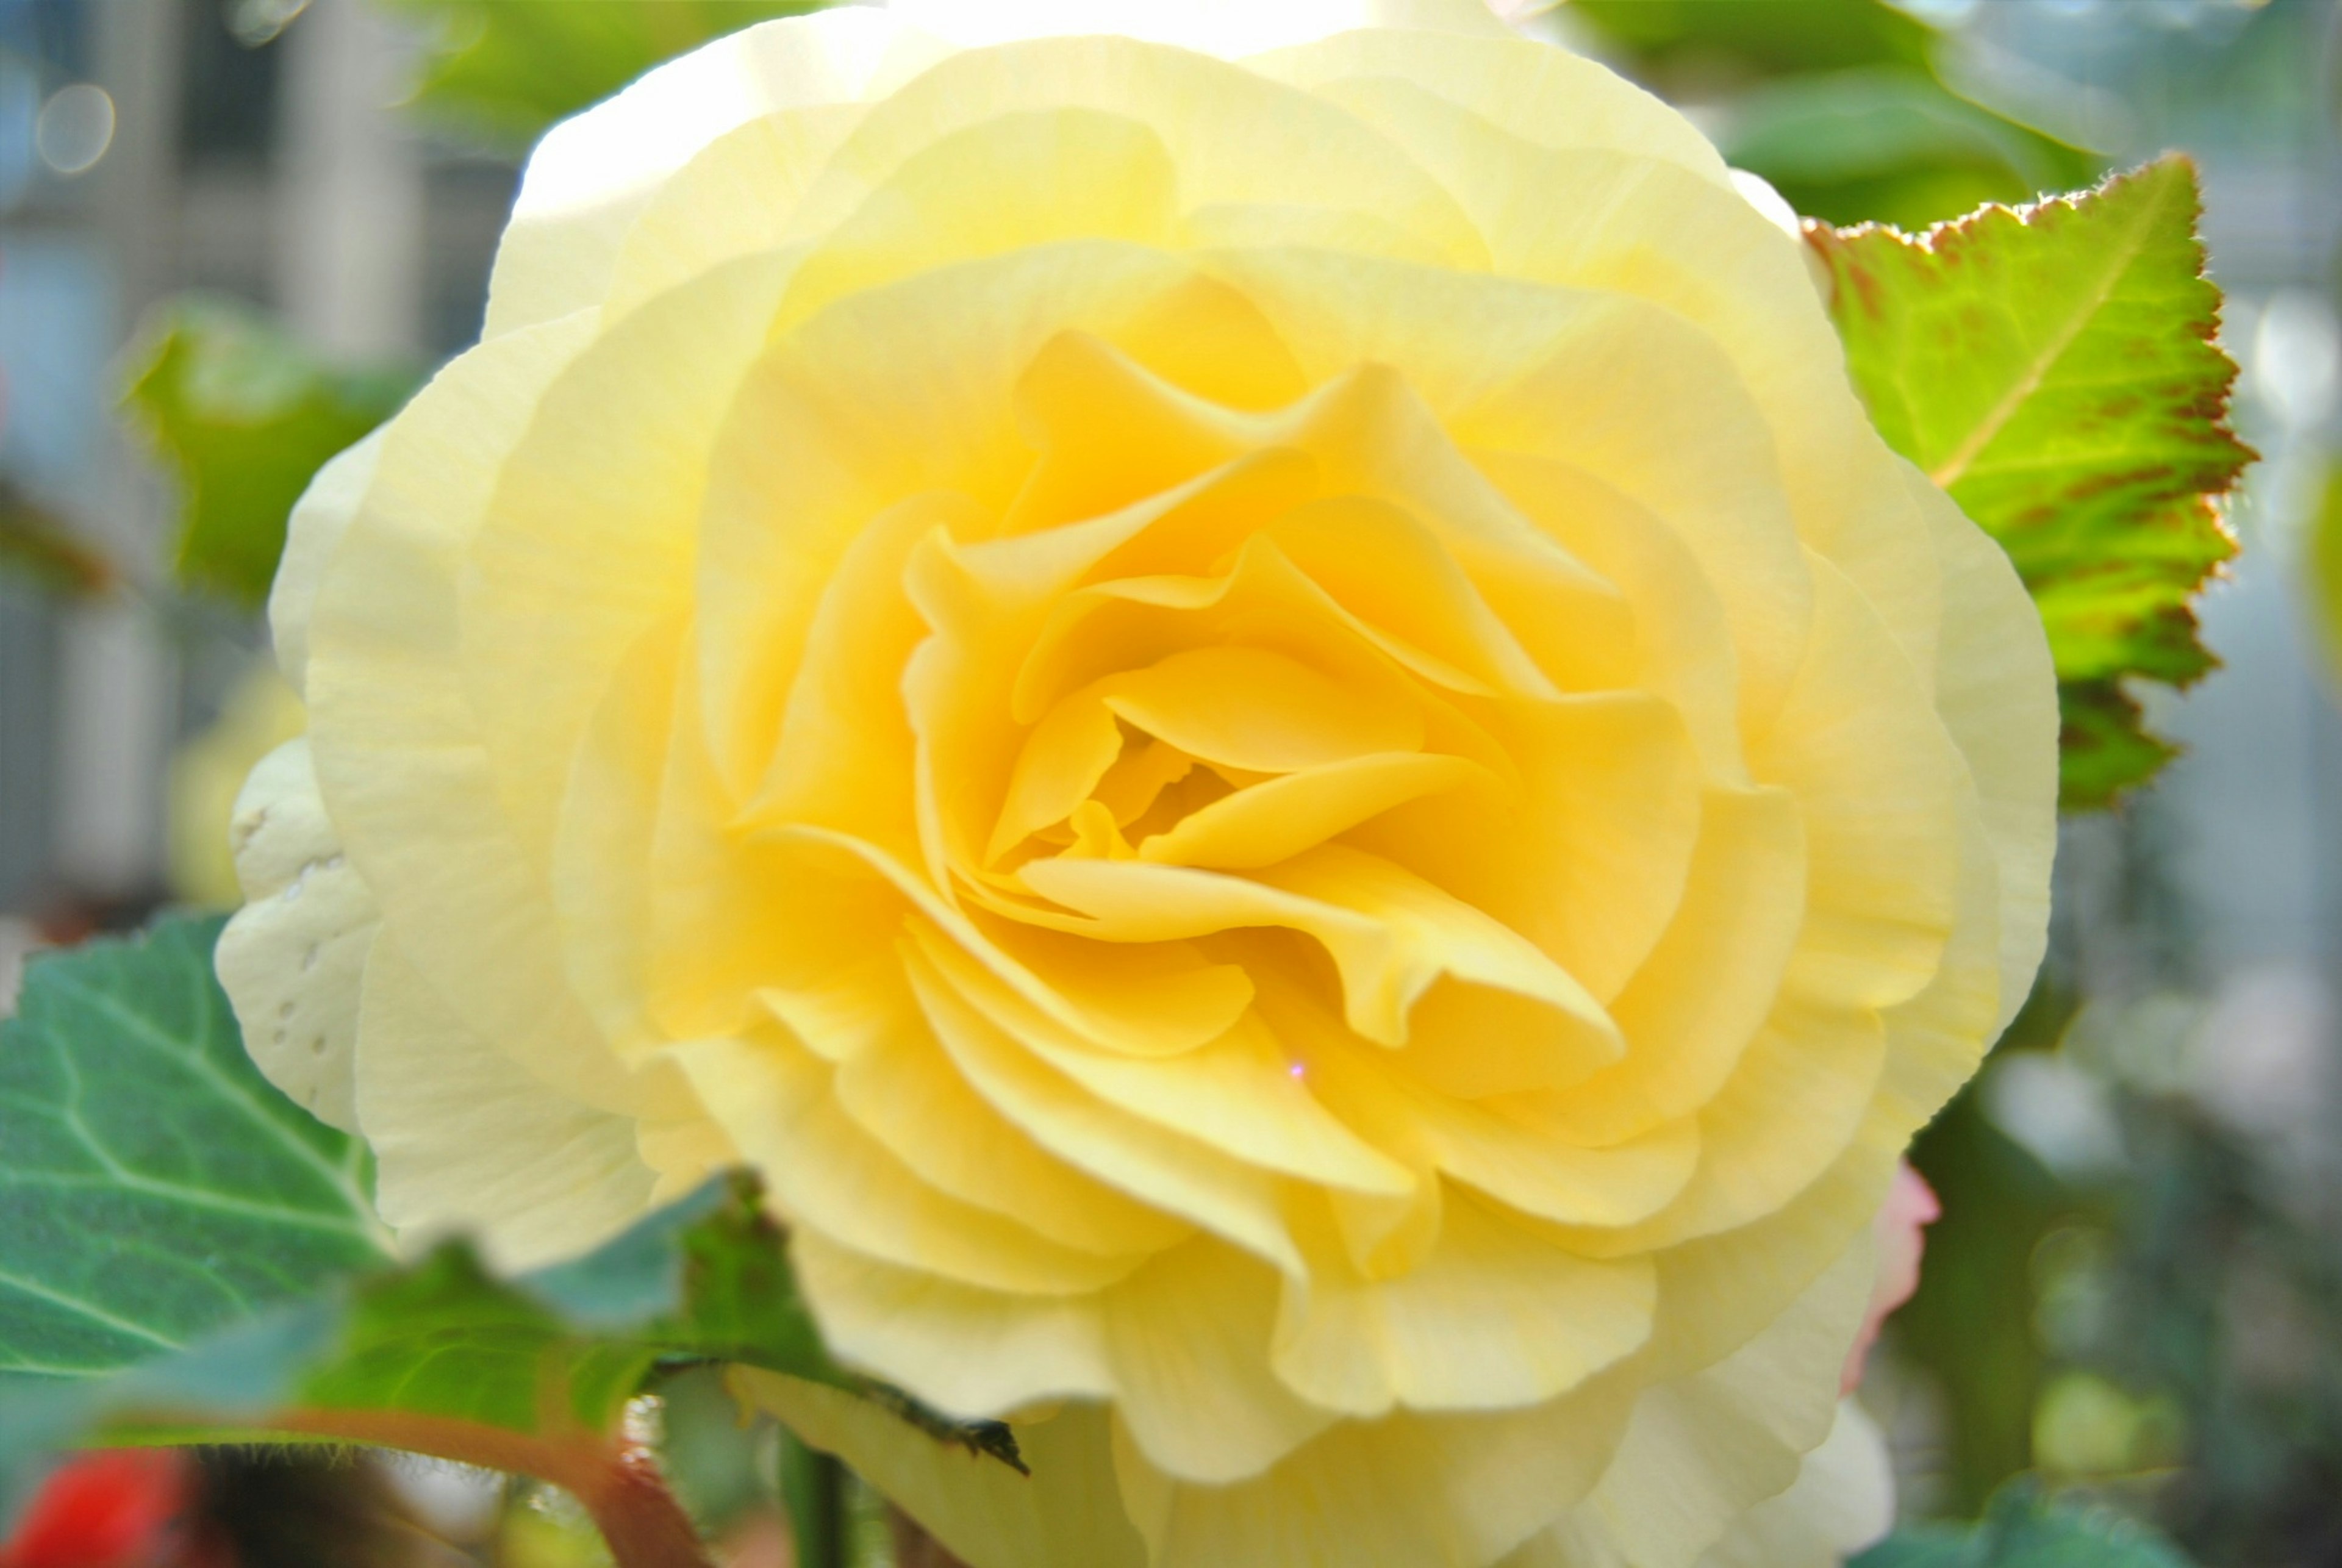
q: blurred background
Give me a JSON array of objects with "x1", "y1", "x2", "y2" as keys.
[{"x1": 0, "y1": 0, "x2": 2337, "y2": 1563}]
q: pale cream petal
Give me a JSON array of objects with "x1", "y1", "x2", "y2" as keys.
[
  {"x1": 1247, "y1": 30, "x2": 1728, "y2": 184},
  {"x1": 1694, "y1": 1400, "x2": 1895, "y2": 1568},
  {"x1": 1114, "y1": 1363, "x2": 1637, "y2": 1568},
  {"x1": 216, "y1": 739, "x2": 374, "y2": 1133},
  {"x1": 776, "y1": 37, "x2": 1486, "y2": 273},
  {"x1": 461, "y1": 250, "x2": 802, "y2": 864},
  {"x1": 739, "y1": 1370, "x2": 1148, "y2": 1568},
  {"x1": 1758, "y1": 556, "x2": 1964, "y2": 1015},
  {"x1": 268, "y1": 429, "x2": 383, "y2": 701},
  {"x1": 1907, "y1": 465, "x2": 2058, "y2": 1036},
  {"x1": 601, "y1": 106, "x2": 861, "y2": 320},
  {"x1": 890, "y1": 0, "x2": 1509, "y2": 56},
  {"x1": 1520, "y1": 1234, "x2": 1875, "y2": 1568},
  {"x1": 354, "y1": 936, "x2": 658, "y2": 1271},
  {"x1": 482, "y1": 9, "x2": 953, "y2": 337},
  {"x1": 305, "y1": 310, "x2": 693, "y2": 1122}
]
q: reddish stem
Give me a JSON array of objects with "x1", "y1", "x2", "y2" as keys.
[{"x1": 268, "y1": 1409, "x2": 714, "y2": 1568}]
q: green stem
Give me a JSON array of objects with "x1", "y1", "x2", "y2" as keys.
[{"x1": 778, "y1": 1429, "x2": 848, "y2": 1568}]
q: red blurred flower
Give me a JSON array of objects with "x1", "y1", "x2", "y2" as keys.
[{"x1": 0, "y1": 1450, "x2": 189, "y2": 1568}]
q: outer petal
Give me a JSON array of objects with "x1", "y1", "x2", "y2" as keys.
[
  {"x1": 304, "y1": 312, "x2": 695, "y2": 1130},
  {"x1": 1906, "y1": 466, "x2": 2057, "y2": 1035},
  {"x1": 1517, "y1": 1233, "x2": 1875, "y2": 1568},
  {"x1": 1693, "y1": 1400, "x2": 1895, "y2": 1568},
  {"x1": 216, "y1": 739, "x2": 375, "y2": 1133},
  {"x1": 888, "y1": 0, "x2": 1511, "y2": 56},
  {"x1": 353, "y1": 937, "x2": 660, "y2": 1271},
  {"x1": 267, "y1": 429, "x2": 383, "y2": 701},
  {"x1": 483, "y1": 9, "x2": 955, "y2": 337}
]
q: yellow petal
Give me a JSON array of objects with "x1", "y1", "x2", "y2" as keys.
[
  {"x1": 1101, "y1": 1239, "x2": 1338, "y2": 1481},
  {"x1": 915, "y1": 920, "x2": 1414, "y2": 1199},
  {"x1": 1137, "y1": 752, "x2": 1488, "y2": 870},
  {"x1": 668, "y1": 1029, "x2": 1148, "y2": 1295},
  {"x1": 1272, "y1": 1191, "x2": 1656, "y2": 1417},
  {"x1": 786, "y1": 1232, "x2": 1119, "y2": 1419},
  {"x1": 1103, "y1": 646, "x2": 1424, "y2": 773},
  {"x1": 905, "y1": 940, "x2": 1304, "y2": 1275},
  {"x1": 1540, "y1": 787, "x2": 1807, "y2": 1147}
]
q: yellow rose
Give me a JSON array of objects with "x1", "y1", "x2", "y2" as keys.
[{"x1": 218, "y1": 3, "x2": 2056, "y2": 1564}]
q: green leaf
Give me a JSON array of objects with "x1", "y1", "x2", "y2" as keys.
[
  {"x1": 1853, "y1": 1478, "x2": 2196, "y2": 1566},
  {"x1": 0, "y1": 918, "x2": 1014, "y2": 1534},
  {"x1": 1720, "y1": 67, "x2": 2097, "y2": 232},
  {"x1": 1811, "y1": 156, "x2": 2255, "y2": 809},
  {"x1": 1566, "y1": 0, "x2": 1935, "y2": 76},
  {"x1": 377, "y1": 0, "x2": 829, "y2": 149},
  {"x1": 0, "y1": 916, "x2": 387, "y2": 1389},
  {"x1": 122, "y1": 297, "x2": 417, "y2": 608},
  {"x1": 4, "y1": 1178, "x2": 1017, "y2": 1533}
]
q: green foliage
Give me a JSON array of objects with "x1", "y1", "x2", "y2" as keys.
[
  {"x1": 1720, "y1": 68, "x2": 2096, "y2": 232},
  {"x1": 0, "y1": 916, "x2": 387, "y2": 1386},
  {"x1": 1900, "y1": 1086, "x2": 2092, "y2": 1513},
  {"x1": 1567, "y1": 0, "x2": 2095, "y2": 232},
  {"x1": 1854, "y1": 1478, "x2": 2195, "y2": 1567},
  {"x1": 376, "y1": 0, "x2": 828, "y2": 149},
  {"x1": 778, "y1": 1433, "x2": 848, "y2": 1568},
  {"x1": 1567, "y1": 0, "x2": 1934, "y2": 76},
  {"x1": 0, "y1": 917, "x2": 1014, "y2": 1540},
  {"x1": 1811, "y1": 157, "x2": 2254, "y2": 809},
  {"x1": 123, "y1": 298, "x2": 416, "y2": 609}
]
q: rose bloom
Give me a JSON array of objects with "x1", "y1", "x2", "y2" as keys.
[{"x1": 217, "y1": 2, "x2": 2055, "y2": 1564}]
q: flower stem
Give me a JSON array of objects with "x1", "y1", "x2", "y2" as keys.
[{"x1": 269, "y1": 1408, "x2": 715, "y2": 1568}]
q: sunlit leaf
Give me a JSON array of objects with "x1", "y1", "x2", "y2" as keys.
[
  {"x1": 376, "y1": 0, "x2": 829, "y2": 148},
  {"x1": 1811, "y1": 157, "x2": 2255, "y2": 809},
  {"x1": 122, "y1": 298, "x2": 415, "y2": 609},
  {"x1": 1566, "y1": 0, "x2": 1934, "y2": 76},
  {"x1": 2306, "y1": 458, "x2": 2342, "y2": 684}
]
